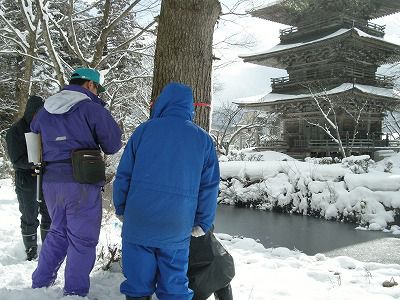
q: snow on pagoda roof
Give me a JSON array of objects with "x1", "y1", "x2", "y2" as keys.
[
  {"x1": 234, "y1": 83, "x2": 400, "y2": 106},
  {"x1": 248, "y1": 0, "x2": 400, "y2": 25},
  {"x1": 241, "y1": 28, "x2": 400, "y2": 59},
  {"x1": 252, "y1": 0, "x2": 284, "y2": 10}
]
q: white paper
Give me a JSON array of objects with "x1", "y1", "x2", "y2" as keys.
[{"x1": 25, "y1": 132, "x2": 41, "y2": 164}]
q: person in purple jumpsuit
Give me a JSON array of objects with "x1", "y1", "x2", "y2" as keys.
[{"x1": 30, "y1": 68, "x2": 122, "y2": 297}]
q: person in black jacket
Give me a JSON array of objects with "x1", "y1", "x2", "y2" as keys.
[
  {"x1": 188, "y1": 226, "x2": 234, "y2": 300},
  {"x1": 5, "y1": 95, "x2": 51, "y2": 261}
]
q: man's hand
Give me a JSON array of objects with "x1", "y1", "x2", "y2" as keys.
[{"x1": 191, "y1": 226, "x2": 205, "y2": 237}]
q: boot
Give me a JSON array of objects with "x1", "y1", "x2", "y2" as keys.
[
  {"x1": 40, "y1": 227, "x2": 50, "y2": 243},
  {"x1": 126, "y1": 296, "x2": 151, "y2": 300},
  {"x1": 214, "y1": 284, "x2": 233, "y2": 300},
  {"x1": 23, "y1": 234, "x2": 38, "y2": 261},
  {"x1": 26, "y1": 246, "x2": 38, "y2": 261}
]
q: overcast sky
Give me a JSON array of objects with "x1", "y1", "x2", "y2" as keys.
[{"x1": 213, "y1": 1, "x2": 400, "y2": 107}]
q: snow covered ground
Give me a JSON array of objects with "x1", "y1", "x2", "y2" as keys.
[{"x1": 1, "y1": 178, "x2": 400, "y2": 300}]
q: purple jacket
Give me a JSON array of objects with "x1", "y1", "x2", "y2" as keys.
[{"x1": 31, "y1": 85, "x2": 122, "y2": 182}]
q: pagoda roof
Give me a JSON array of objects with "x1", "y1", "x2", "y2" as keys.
[
  {"x1": 249, "y1": 0, "x2": 400, "y2": 26},
  {"x1": 240, "y1": 28, "x2": 400, "y2": 69},
  {"x1": 234, "y1": 83, "x2": 400, "y2": 108}
]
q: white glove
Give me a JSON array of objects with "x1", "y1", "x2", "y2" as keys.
[
  {"x1": 116, "y1": 215, "x2": 124, "y2": 223},
  {"x1": 191, "y1": 226, "x2": 205, "y2": 237}
]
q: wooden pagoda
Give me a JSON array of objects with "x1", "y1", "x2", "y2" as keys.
[{"x1": 236, "y1": 0, "x2": 400, "y2": 158}]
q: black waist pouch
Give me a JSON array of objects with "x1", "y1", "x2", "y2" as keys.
[{"x1": 71, "y1": 149, "x2": 105, "y2": 184}]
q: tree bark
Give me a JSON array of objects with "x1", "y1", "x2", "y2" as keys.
[
  {"x1": 151, "y1": 0, "x2": 221, "y2": 131},
  {"x1": 15, "y1": 47, "x2": 34, "y2": 120},
  {"x1": 15, "y1": 0, "x2": 39, "y2": 120},
  {"x1": 35, "y1": 0, "x2": 65, "y2": 88}
]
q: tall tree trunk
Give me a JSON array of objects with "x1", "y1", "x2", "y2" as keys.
[
  {"x1": 35, "y1": 0, "x2": 65, "y2": 88},
  {"x1": 15, "y1": 40, "x2": 35, "y2": 120},
  {"x1": 151, "y1": 0, "x2": 221, "y2": 131}
]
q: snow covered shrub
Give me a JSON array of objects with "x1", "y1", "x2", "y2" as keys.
[
  {"x1": 227, "y1": 150, "x2": 263, "y2": 161},
  {"x1": 384, "y1": 160, "x2": 393, "y2": 173},
  {"x1": 97, "y1": 243, "x2": 122, "y2": 271},
  {"x1": 305, "y1": 157, "x2": 334, "y2": 164},
  {"x1": 308, "y1": 181, "x2": 339, "y2": 219},
  {"x1": 286, "y1": 170, "x2": 312, "y2": 215},
  {"x1": 218, "y1": 178, "x2": 267, "y2": 208},
  {"x1": 247, "y1": 153, "x2": 263, "y2": 161},
  {"x1": 341, "y1": 155, "x2": 375, "y2": 174},
  {"x1": 334, "y1": 157, "x2": 342, "y2": 163},
  {"x1": 0, "y1": 157, "x2": 12, "y2": 179},
  {"x1": 227, "y1": 150, "x2": 246, "y2": 161}
]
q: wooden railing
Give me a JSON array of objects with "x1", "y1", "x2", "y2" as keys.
[
  {"x1": 271, "y1": 72, "x2": 394, "y2": 91},
  {"x1": 258, "y1": 139, "x2": 400, "y2": 152},
  {"x1": 308, "y1": 139, "x2": 374, "y2": 148},
  {"x1": 293, "y1": 139, "x2": 400, "y2": 149},
  {"x1": 280, "y1": 16, "x2": 385, "y2": 41},
  {"x1": 259, "y1": 140, "x2": 288, "y2": 148}
]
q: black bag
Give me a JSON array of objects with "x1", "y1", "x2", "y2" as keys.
[
  {"x1": 188, "y1": 228, "x2": 235, "y2": 300},
  {"x1": 71, "y1": 149, "x2": 105, "y2": 184}
]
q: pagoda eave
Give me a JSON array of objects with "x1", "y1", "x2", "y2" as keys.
[
  {"x1": 235, "y1": 83, "x2": 400, "y2": 109},
  {"x1": 249, "y1": 0, "x2": 400, "y2": 25},
  {"x1": 369, "y1": 0, "x2": 400, "y2": 19},
  {"x1": 241, "y1": 54, "x2": 281, "y2": 68},
  {"x1": 249, "y1": 1, "x2": 295, "y2": 26},
  {"x1": 240, "y1": 28, "x2": 400, "y2": 69}
]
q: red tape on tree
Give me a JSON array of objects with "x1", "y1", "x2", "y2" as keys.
[{"x1": 194, "y1": 103, "x2": 211, "y2": 107}]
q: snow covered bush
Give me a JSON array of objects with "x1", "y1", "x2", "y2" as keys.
[
  {"x1": 305, "y1": 157, "x2": 334, "y2": 165},
  {"x1": 219, "y1": 178, "x2": 268, "y2": 208},
  {"x1": 227, "y1": 150, "x2": 262, "y2": 161},
  {"x1": 219, "y1": 154, "x2": 400, "y2": 231},
  {"x1": 341, "y1": 155, "x2": 375, "y2": 174},
  {"x1": 0, "y1": 157, "x2": 12, "y2": 179},
  {"x1": 384, "y1": 160, "x2": 393, "y2": 173}
]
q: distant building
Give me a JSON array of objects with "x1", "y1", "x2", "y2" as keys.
[{"x1": 235, "y1": 0, "x2": 400, "y2": 159}]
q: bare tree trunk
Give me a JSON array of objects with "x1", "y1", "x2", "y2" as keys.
[
  {"x1": 15, "y1": 53, "x2": 34, "y2": 120},
  {"x1": 15, "y1": 0, "x2": 39, "y2": 120},
  {"x1": 151, "y1": 0, "x2": 221, "y2": 131},
  {"x1": 35, "y1": 0, "x2": 65, "y2": 88}
]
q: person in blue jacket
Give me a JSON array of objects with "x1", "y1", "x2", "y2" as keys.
[
  {"x1": 30, "y1": 68, "x2": 122, "y2": 297},
  {"x1": 113, "y1": 82, "x2": 220, "y2": 300}
]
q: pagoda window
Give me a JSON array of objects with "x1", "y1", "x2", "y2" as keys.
[{"x1": 286, "y1": 121, "x2": 299, "y2": 134}]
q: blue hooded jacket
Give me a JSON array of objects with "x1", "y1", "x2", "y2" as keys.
[
  {"x1": 31, "y1": 85, "x2": 122, "y2": 182},
  {"x1": 113, "y1": 83, "x2": 220, "y2": 249}
]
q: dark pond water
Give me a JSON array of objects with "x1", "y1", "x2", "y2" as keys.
[{"x1": 214, "y1": 205, "x2": 400, "y2": 264}]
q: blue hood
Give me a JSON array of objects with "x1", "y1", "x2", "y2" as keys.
[{"x1": 150, "y1": 82, "x2": 194, "y2": 120}]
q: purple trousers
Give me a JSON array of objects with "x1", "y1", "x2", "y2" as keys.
[{"x1": 32, "y1": 182, "x2": 102, "y2": 296}]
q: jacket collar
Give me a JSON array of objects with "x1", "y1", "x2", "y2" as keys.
[{"x1": 63, "y1": 85, "x2": 106, "y2": 107}]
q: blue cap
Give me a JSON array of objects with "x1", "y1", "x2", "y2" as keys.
[{"x1": 70, "y1": 68, "x2": 105, "y2": 93}]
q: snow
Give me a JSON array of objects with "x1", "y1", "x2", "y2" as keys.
[
  {"x1": 250, "y1": 0, "x2": 284, "y2": 11},
  {"x1": 219, "y1": 152, "x2": 400, "y2": 230},
  {"x1": 226, "y1": 149, "x2": 296, "y2": 161},
  {"x1": 345, "y1": 173, "x2": 400, "y2": 192},
  {"x1": 2, "y1": 178, "x2": 400, "y2": 300},
  {"x1": 234, "y1": 83, "x2": 399, "y2": 105},
  {"x1": 2, "y1": 149, "x2": 400, "y2": 299}
]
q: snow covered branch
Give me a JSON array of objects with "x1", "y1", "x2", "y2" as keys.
[
  {"x1": 34, "y1": 0, "x2": 65, "y2": 87},
  {"x1": 92, "y1": 0, "x2": 142, "y2": 67},
  {"x1": 306, "y1": 86, "x2": 346, "y2": 157},
  {"x1": 96, "y1": 19, "x2": 156, "y2": 68},
  {"x1": 0, "y1": 8, "x2": 29, "y2": 49}
]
